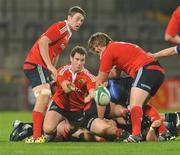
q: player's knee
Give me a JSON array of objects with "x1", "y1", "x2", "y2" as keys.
[{"x1": 43, "y1": 124, "x2": 55, "y2": 134}]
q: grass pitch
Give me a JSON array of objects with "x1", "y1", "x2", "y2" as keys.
[{"x1": 0, "y1": 111, "x2": 180, "y2": 155}]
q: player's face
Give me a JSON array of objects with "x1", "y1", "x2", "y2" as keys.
[
  {"x1": 70, "y1": 53, "x2": 86, "y2": 72},
  {"x1": 68, "y1": 13, "x2": 84, "y2": 31},
  {"x1": 93, "y1": 45, "x2": 106, "y2": 56}
]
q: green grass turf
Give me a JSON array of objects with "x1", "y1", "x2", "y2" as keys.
[{"x1": 0, "y1": 111, "x2": 180, "y2": 155}]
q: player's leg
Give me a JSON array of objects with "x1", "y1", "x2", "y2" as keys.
[
  {"x1": 127, "y1": 87, "x2": 149, "y2": 141},
  {"x1": 146, "y1": 120, "x2": 161, "y2": 141},
  {"x1": 55, "y1": 119, "x2": 83, "y2": 141},
  {"x1": 54, "y1": 108, "x2": 85, "y2": 141},
  {"x1": 143, "y1": 104, "x2": 173, "y2": 141},
  {"x1": 126, "y1": 62, "x2": 165, "y2": 142},
  {"x1": 32, "y1": 83, "x2": 51, "y2": 139},
  {"x1": 43, "y1": 100, "x2": 65, "y2": 141},
  {"x1": 90, "y1": 118, "x2": 129, "y2": 141},
  {"x1": 144, "y1": 104, "x2": 167, "y2": 135},
  {"x1": 164, "y1": 112, "x2": 180, "y2": 135},
  {"x1": 24, "y1": 65, "x2": 52, "y2": 141}
]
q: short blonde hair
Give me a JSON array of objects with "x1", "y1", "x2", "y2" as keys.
[{"x1": 88, "y1": 32, "x2": 112, "y2": 53}]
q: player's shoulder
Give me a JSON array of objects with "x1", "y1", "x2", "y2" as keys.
[
  {"x1": 49, "y1": 20, "x2": 67, "y2": 30},
  {"x1": 115, "y1": 41, "x2": 140, "y2": 49},
  {"x1": 57, "y1": 64, "x2": 71, "y2": 75},
  {"x1": 56, "y1": 20, "x2": 66, "y2": 27},
  {"x1": 81, "y1": 68, "x2": 95, "y2": 80},
  {"x1": 107, "y1": 42, "x2": 128, "y2": 51},
  {"x1": 108, "y1": 41, "x2": 128, "y2": 48},
  {"x1": 174, "y1": 6, "x2": 180, "y2": 14}
]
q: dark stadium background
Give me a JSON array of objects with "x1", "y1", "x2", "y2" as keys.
[{"x1": 0, "y1": 0, "x2": 179, "y2": 111}]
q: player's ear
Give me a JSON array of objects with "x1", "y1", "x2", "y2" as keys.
[
  {"x1": 70, "y1": 56, "x2": 73, "y2": 63},
  {"x1": 67, "y1": 15, "x2": 72, "y2": 21}
]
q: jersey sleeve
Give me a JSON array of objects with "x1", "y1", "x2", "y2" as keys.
[
  {"x1": 84, "y1": 70, "x2": 96, "y2": 91},
  {"x1": 42, "y1": 22, "x2": 67, "y2": 42},
  {"x1": 99, "y1": 48, "x2": 113, "y2": 73},
  {"x1": 165, "y1": 8, "x2": 180, "y2": 37}
]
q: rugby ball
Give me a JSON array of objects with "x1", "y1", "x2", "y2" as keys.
[{"x1": 94, "y1": 86, "x2": 111, "y2": 106}]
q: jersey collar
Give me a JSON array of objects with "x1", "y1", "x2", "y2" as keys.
[{"x1": 65, "y1": 20, "x2": 72, "y2": 39}]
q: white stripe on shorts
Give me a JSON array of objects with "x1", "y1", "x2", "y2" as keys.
[
  {"x1": 37, "y1": 65, "x2": 46, "y2": 84},
  {"x1": 133, "y1": 67, "x2": 143, "y2": 87}
]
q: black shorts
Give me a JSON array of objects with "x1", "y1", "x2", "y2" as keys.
[
  {"x1": 48, "y1": 100, "x2": 85, "y2": 124},
  {"x1": 81, "y1": 101, "x2": 111, "y2": 130},
  {"x1": 133, "y1": 61, "x2": 165, "y2": 96},
  {"x1": 23, "y1": 62, "x2": 53, "y2": 88}
]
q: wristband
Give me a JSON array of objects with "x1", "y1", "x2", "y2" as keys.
[{"x1": 175, "y1": 45, "x2": 180, "y2": 54}]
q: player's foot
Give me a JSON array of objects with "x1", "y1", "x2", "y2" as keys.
[
  {"x1": 119, "y1": 129, "x2": 130, "y2": 141},
  {"x1": 158, "y1": 130, "x2": 176, "y2": 141},
  {"x1": 25, "y1": 135, "x2": 47, "y2": 143},
  {"x1": 10, "y1": 120, "x2": 24, "y2": 141},
  {"x1": 124, "y1": 134, "x2": 143, "y2": 143},
  {"x1": 25, "y1": 136, "x2": 35, "y2": 143},
  {"x1": 175, "y1": 112, "x2": 180, "y2": 134},
  {"x1": 35, "y1": 135, "x2": 47, "y2": 143},
  {"x1": 13, "y1": 120, "x2": 23, "y2": 128}
]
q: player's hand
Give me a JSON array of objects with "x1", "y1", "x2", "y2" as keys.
[
  {"x1": 66, "y1": 81, "x2": 81, "y2": 93},
  {"x1": 48, "y1": 65, "x2": 57, "y2": 81},
  {"x1": 84, "y1": 95, "x2": 91, "y2": 103},
  {"x1": 66, "y1": 81, "x2": 75, "y2": 91}
]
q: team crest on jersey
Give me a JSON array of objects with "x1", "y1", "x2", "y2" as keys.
[{"x1": 79, "y1": 79, "x2": 84, "y2": 84}]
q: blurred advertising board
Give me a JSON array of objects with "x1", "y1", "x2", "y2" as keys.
[{"x1": 150, "y1": 79, "x2": 180, "y2": 109}]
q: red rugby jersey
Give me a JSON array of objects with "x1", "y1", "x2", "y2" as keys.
[
  {"x1": 52, "y1": 64, "x2": 95, "y2": 111},
  {"x1": 165, "y1": 7, "x2": 180, "y2": 37},
  {"x1": 99, "y1": 42, "x2": 156, "y2": 78},
  {"x1": 24, "y1": 20, "x2": 72, "y2": 69}
]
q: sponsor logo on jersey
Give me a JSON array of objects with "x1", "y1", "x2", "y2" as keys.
[{"x1": 79, "y1": 79, "x2": 84, "y2": 84}]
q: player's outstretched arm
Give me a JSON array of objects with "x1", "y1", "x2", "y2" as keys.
[
  {"x1": 152, "y1": 45, "x2": 180, "y2": 59},
  {"x1": 84, "y1": 89, "x2": 95, "y2": 103},
  {"x1": 61, "y1": 80, "x2": 76, "y2": 93}
]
